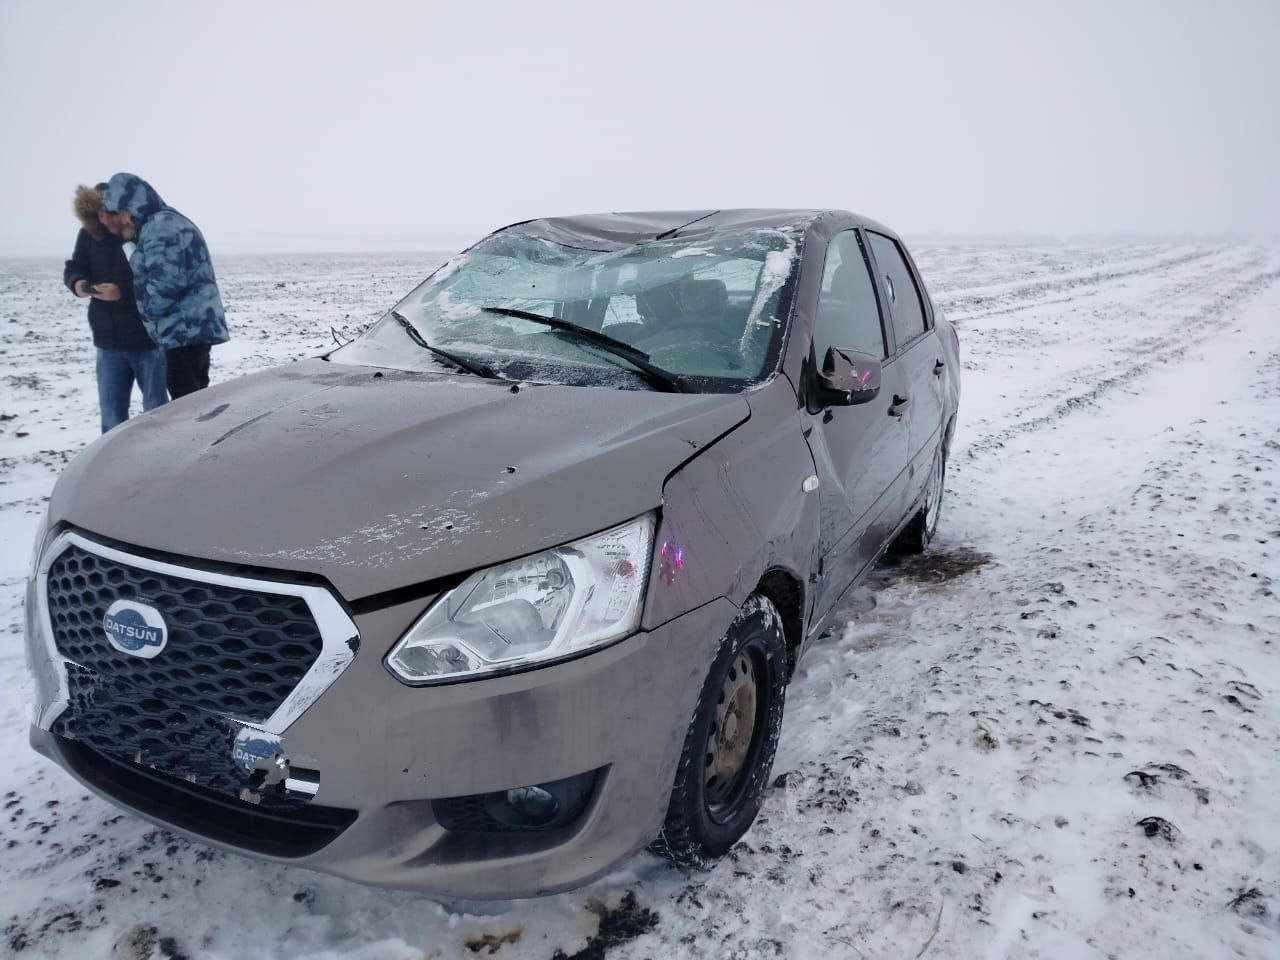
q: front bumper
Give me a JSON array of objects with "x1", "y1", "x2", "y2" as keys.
[{"x1": 25, "y1": 535, "x2": 731, "y2": 898}]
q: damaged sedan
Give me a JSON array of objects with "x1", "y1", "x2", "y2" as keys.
[{"x1": 25, "y1": 209, "x2": 960, "y2": 897}]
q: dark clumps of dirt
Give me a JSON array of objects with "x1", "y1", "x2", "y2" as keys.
[
  {"x1": 1124, "y1": 770, "x2": 1158, "y2": 790},
  {"x1": 884, "y1": 546, "x2": 994, "y2": 586},
  {"x1": 1123, "y1": 764, "x2": 1210, "y2": 805},
  {"x1": 1124, "y1": 763, "x2": 1192, "y2": 790},
  {"x1": 552, "y1": 891, "x2": 658, "y2": 960},
  {"x1": 1028, "y1": 699, "x2": 1092, "y2": 728},
  {"x1": 1136, "y1": 816, "x2": 1179, "y2": 843},
  {"x1": 5, "y1": 922, "x2": 30, "y2": 954},
  {"x1": 109, "y1": 924, "x2": 189, "y2": 960},
  {"x1": 1227, "y1": 887, "x2": 1269, "y2": 921},
  {"x1": 467, "y1": 928, "x2": 522, "y2": 953}
]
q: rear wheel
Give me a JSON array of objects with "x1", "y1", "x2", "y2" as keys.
[
  {"x1": 652, "y1": 594, "x2": 788, "y2": 867},
  {"x1": 896, "y1": 440, "x2": 946, "y2": 554}
]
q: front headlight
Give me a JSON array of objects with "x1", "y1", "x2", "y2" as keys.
[{"x1": 385, "y1": 514, "x2": 654, "y2": 685}]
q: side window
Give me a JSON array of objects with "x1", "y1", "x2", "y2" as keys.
[
  {"x1": 867, "y1": 232, "x2": 926, "y2": 344},
  {"x1": 814, "y1": 231, "x2": 886, "y2": 362}
]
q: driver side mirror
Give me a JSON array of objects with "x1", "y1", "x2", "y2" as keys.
[{"x1": 816, "y1": 346, "x2": 881, "y2": 407}]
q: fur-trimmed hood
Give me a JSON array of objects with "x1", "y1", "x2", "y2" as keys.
[{"x1": 73, "y1": 184, "x2": 106, "y2": 240}]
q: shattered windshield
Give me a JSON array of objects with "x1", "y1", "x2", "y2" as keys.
[{"x1": 334, "y1": 226, "x2": 802, "y2": 391}]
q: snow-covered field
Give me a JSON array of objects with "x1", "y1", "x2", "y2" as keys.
[{"x1": 0, "y1": 240, "x2": 1277, "y2": 960}]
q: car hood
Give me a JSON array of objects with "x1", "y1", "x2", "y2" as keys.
[{"x1": 51, "y1": 360, "x2": 750, "y2": 600}]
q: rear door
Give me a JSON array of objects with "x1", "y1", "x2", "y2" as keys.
[
  {"x1": 801, "y1": 229, "x2": 911, "y2": 622},
  {"x1": 865, "y1": 231, "x2": 946, "y2": 499}
]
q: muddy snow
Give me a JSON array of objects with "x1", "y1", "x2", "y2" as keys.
[{"x1": 0, "y1": 241, "x2": 1276, "y2": 959}]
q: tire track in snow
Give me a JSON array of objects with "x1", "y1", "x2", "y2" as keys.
[
  {"x1": 938, "y1": 247, "x2": 1217, "y2": 318},
  {"x1": 956, "y1": 245, "x2": 1266, "y2": 364},
  {"x1": 951, "y1": 246, "x2": 1269, "y2": 401},
  {"x1": 960, "y1": 260, "x2": 1280, "y2": 458},
  {"x1": 918, "y1": 242, "x2": 1171, "y2": 298},
  {"x1": 950, "y1": 247, "x2": 1253, "y2": 324}
]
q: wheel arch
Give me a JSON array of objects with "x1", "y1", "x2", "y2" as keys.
[{"x1": 753, "y1": 567, "x2": 805, "y2": 678}]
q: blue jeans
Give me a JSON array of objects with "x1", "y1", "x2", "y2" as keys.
[{"x1": 96, "y1": 348, "x2": 168, "y2": 433}]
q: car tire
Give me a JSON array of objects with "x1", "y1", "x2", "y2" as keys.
[
  {"x1": 652, "y1": 594, "x2": 788, "y2": 868},
  {"x1": 897, "y1": 440, "x2": 946, "y2": 554}
]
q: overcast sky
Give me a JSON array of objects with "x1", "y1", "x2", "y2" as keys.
[{"x1": 1, "y1": 0, "x2": 1277, "y2": 256}]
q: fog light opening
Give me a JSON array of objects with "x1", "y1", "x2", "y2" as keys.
[
  {"x1": 435, "y1": 767, "x2": 605, "y2": 835},
  {"x1": 501, "y1": 786, "x2": 560, "y2": 827}
]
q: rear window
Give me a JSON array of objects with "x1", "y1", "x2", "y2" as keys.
[{"x1": 867, "y1": 232, "x2": 927, "y2": 345}]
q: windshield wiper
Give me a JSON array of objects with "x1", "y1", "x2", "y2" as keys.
[
  {"x1": 481, "y1": 306, "x2": 688, "y2": 393},
  {"x1": 389, "y1": 310, "x2": 501, "y2": 380}
]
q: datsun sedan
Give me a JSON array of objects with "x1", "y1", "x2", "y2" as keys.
[{"x1": 26, "y1": 209, "x2": 960, "y2": 897}]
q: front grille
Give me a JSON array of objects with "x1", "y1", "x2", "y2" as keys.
[
  {"x1": 46, "y1": 543, "x2": 324, "y2": 724},
  {"x1": 55, "y1": 735, "x2": 355, "y2": 858},
  {"x1": 51, "y1": 664, "x2": 303, "y2": 805}
]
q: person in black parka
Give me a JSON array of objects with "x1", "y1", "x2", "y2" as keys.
[{"x1": 64, "y1": 183, "x2": 168, "y2": 432}]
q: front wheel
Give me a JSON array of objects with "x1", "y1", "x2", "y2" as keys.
[{"x1": 652, "y1": 595, "x2": 788, "y2": 867}]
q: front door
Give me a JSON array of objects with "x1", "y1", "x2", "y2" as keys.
[{"x1": 801, "y1": 230, "x2": 910, "y2": 624}]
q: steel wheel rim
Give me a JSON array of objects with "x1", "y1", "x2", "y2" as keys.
[{"x1": 703, "y1": 646, "x2": 763, "y2": 821}]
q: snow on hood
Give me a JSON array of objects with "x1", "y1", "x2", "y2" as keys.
[{"x1": 49, "y1": 359, "x2": 750, "y2": 600}]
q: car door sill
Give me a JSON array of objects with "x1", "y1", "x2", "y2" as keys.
[{"x1": 803, "y1": 502, "x2": 924, "y2": 646}]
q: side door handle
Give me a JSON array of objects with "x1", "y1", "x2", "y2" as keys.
[
  {"x1": 934, "y1": 360, "x2": 945, "y2": 376},
  {"x1": 889, "y1": 394, "x2": 910, "y2": 418}
]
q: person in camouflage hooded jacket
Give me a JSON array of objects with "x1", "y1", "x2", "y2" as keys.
[{"x1": 102, "y1": 173, "x2": 229, "y2": 398}]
